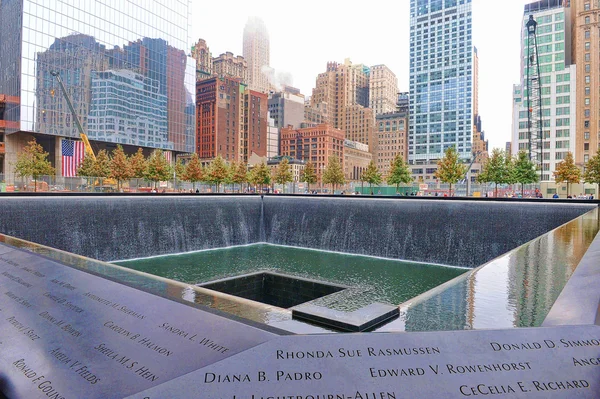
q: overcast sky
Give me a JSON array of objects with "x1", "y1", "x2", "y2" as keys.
[{"x1": 190, "y1": 0, "x2": 531, "y2": 151}]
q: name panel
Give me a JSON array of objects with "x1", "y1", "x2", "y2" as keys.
[
  {"x1": 0, "y1": 244, "x2": 278, "y2": 399},
  {"x1": 128, "y1": 325, "x2": 600, "y2": 398}
]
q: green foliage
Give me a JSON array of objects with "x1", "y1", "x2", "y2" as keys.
[
  {"x1": 174, "y1": 159, "x2": 185, "y2": 181},
  {"x1": 553, "y1": 151, "x2": 581, "y2": 196},
  {"x1": 249, "y1": 162, "x2": 271, "y2": 189},
  {"x1": 76, "y1": 155, "x2": 96, "y2": 178},
  {"x1": 584, "y1": 152, "x2": 600, "y2": 194},
  {"x1": 144, "y1": 149, "x2": 172, "y2": 188},
  {"x1": 386, "y1": 154, "x2": 412, "y2": 193},
  {"x1": 184, "y1": 153, "x2": 204, "y2": 189},
  {"x1": 110, "y1": 145, "x2": 133, "y2": 189},
  {"x1": 435, "y1": 146, "x2": 467, "y2": 196},
  {"x1": 129, "y1": 148, "x2": 147, "y2": 179},
  {"x1": 206, "y1": 155, "x2": 228, "y2": 191},
  {"x1": 477, "y1": 148, "x2": 514, "y2": 197},
  {"x1": 231, "y1": 160, "x2": 249, "y2": 190},
  {"x1": 93, "y1": 150, "x2": 111, "y2": 178},
  {"x1": 274, "y1": 158, "x2": 293, "y2": 192},
  {"x1": 361, "y1": 160, "x2": 382, "y2": 194},
  {"x1": 15, "y1": 139, "x2": 55, "y2": 192},
  {"x1": 512, "y1": 150, "x2": 539, "y2": 194},
  {"x1": 322, "y1": 155, "x2": 345, "y2": 190},
  {"x1": 300, "y1": 161, "x2": 317, "y2": 191}
]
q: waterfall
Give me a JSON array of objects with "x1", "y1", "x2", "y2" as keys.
[{"x1": 0, "y1": 195, "x2": 594, "y2": 267}]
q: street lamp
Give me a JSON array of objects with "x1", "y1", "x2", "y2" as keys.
[
  {"x1": 465, "y1": 151, "x2": 482, "y2": 197},
  {"x1": 526, "y1": 15, "x2": 537, "y2": 35}
]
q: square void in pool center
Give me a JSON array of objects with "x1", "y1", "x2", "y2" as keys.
[{"x1": 197, "y1": 271, "x2": 347, "y2": 308}]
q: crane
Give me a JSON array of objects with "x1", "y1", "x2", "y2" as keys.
[{"x1": 50, "y1": 70, "x2": 96, "y2": 161}]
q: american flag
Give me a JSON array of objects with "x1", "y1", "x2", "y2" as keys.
[
  {"x1": 61, "y1": 139, "x2": 85, "y2": 177},
  {"x1": 164, "y1": 150, "x2": 172, "y2": 164}
]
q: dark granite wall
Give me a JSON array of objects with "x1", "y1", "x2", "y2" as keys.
[
  {"x1": 262, "y1": 197, "x2": 596, "y2": 267},
  {"x1": 0, "y1": 196, "x2": 262, "y2": 261},
  {"x1": 0, "y1": 196, "x2": 594, "y2": 267}
]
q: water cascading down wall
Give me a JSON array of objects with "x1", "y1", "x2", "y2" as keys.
[{"x1": 0, "y1": 196, "x2": 595, "y2": 268}]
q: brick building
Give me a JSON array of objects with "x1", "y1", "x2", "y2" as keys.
[
  {"x1": 196, "y1": 76, "x2": 266, "y2": 163},
  {"x1": 280, "y1": 124, "x2": 344, "y2": 183}
]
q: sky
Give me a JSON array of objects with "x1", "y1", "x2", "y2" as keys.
[{"x1": 190, "y1": 0, "x2": 532, "y2": 151}]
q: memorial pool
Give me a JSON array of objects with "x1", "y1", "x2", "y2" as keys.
[{"x1": 116, "y1": 244, "x2": 468, "y2": 311}]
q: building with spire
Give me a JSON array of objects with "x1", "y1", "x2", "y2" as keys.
[
  {"x1": 191, "y1": 39, "x2": 213, "y2": 80},
  {"x1": 243, "y1": 17, "x2": 271, "y2": 93}
]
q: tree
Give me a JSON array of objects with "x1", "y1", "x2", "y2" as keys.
[
  {"x1": 206, "y1": 155, "x2": 228, "y2": 192},
  {"x1": 145, "y1": 149, "x2": 172, "y2": 189},
  {"x1": 77, "y1": 155, "x2": 96, "y2": 183},
  {"x1": 251, "y1": 162, "x2": 271, "y2": 192},
  {"x1": 110, "y1": 145, "x2": 133, "y2": 190},
  {"x1": 584, "y1": 152, "x2": 600, "y2": 197},
  {"x1": 386, "y1": 154, "x2": 412, "y2": 193},
  {"x1": 14, "y1": 138, "x2": 54, "y2": 192},
  {"x1": 477, "y1": 148, "x2": 510, "y2": 197},
  {"x1": 513, "y1": 150, "x2": 539, "y2": 196},
  {"x1": 553, "y1": 152, "x2": 581, "y2": 197},
  {"x1": 274, "y1": 158, "x2": 293, "y2": 192},
  {"x1": 435, "y1": 146, "x2": 467, "y2": 197},
  {"x1": 184, "y1": 153, "x2": 204, "y2": 190},
  {"x1": 322, "y1": 155, "x2": 345, "y2": 192},
  {"x1": 129, "y1": 148, "x2": 147, "y2": 189},
  {"x1": 231, "y1": 161, "x2": 248, "y2": 192},
  {"x1": 174, "y1": 159, "x2": 185, "y2": 180},
  {"x1": 300, "y1": 161, "x2": 317, "y2": 192},
  {"x1": 93, "y1": 150, "x2": 112, "y2": 181},
  {"x1": 361, "y1": 160, "x2": 382, "y2": 195}
]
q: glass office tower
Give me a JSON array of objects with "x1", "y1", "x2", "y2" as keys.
[
  {"x1": 409, "y1": 0, "x2": 474, "y2": 164},
  {"x1": 0, "y1": 0, "x2": 196, "y2": 153}
]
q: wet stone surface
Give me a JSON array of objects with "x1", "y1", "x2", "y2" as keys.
[{"x1": 0, "y1": 244, "x2": 278, "y2": 399}]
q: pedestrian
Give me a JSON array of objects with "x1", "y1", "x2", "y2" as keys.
[{"x1": 195, "y1": 188, "x2": 200, "y2": 193}]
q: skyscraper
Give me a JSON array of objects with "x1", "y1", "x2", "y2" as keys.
[
  {"x1": 243, "y1": 17, "x2": 270, "y2": 94},
  {"x1": 0, "y1": 0, "x2": 196, "y2": 180},
  {"x1": 570, "y1": 0, "x2": 600, "y2": 167},
  {"x1": 409, "y1": 0, "x2": 474, "y2": 164},
  {"x1": 311, "y1": 59, "x2": 374, "y2": 148},
  {"x1": 511, "y1": 0, "x2": 576, "y2": 181},
  {"x1": 369, "y1": 65, "x2": 399, "y2": 115},
  {"x1": 196, "y1": 77, "x2": 267, "y2": 164}
]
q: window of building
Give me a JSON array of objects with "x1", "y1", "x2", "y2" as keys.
[
  {"x1": 585, "y1": 16, "x2": 591, "y2": 24},
  {"x1": 585, "y1": 30, "x2": 591, "y2": 39},
  {"x1": 584, "y1": 3, "x2": 591, "y2": 11},
  {"x1": 585, "y1": 42, "x2": 591, "y2": 50},
  {"x1": 585, "y1": 98, "x2": 590, "y2": 105},
  {"x1": 584, "y1": 143, "x2": 590, "y2": 151},
  {"x1": 584, "y1": 132, "x2": 590, "y2": 140},
  {"x1": 585, "y1": 64, "x2": 591, "y2": 72}
]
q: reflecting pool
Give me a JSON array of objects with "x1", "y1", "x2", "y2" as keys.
[{"x1": 116, "y1": 244, "x2": 468, "y2": 311}]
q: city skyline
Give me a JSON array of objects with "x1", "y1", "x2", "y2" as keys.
[{"x1": 190, "y1": 0, "x2": 532, "y2": 152}]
